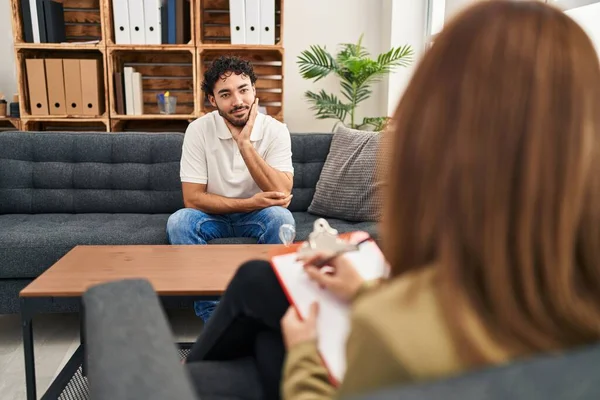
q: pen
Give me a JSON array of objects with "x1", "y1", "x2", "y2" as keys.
[{"x1": 311, "y1": 237, "x2": 372, "y2": 268}]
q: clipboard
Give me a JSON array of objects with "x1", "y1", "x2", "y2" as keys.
[{"x1": 269, "y1": 219, "x2": 388, "y2": 385}]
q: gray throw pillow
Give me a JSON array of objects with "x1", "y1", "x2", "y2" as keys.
[{"x1": 308, "y1": 125, "x2": 383, "y2": 222}]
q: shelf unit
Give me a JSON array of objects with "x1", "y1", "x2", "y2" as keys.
[{"x1": 10, "y1": 0, "x2": 284, "y2": 132}]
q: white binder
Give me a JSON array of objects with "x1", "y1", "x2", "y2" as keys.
[
  {"x1": 29, "y1": 0, "x2": 40, "y2": 43},
  {"x1": 132, "y1": 72, "x2": 144, "y2": 115},
  {"x1": 259, "y1": 0, "x2": 275, "y2": 45},
  {"x1": 229, "y1": 0, "x2": 246, "y2": 44},
  {"x1": 112, "y1": 0, "x2": 131, "y2": 44},
  {"x1": 245, "y1": 0, "x2": 261, "y2": 45},
  {"x1": 127, "y1": 0, "x2": 146, "y2": 44},
  {"x1": 144, "y1": 0, "x2": 163, "y2": 45},
  {"x1": 123, "y1": 67, "x2": 135, "y2": 115}
]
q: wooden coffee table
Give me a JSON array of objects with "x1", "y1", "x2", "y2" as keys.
[{"x1": 20, "y1": 244, "x2": 277, "y2": 400}]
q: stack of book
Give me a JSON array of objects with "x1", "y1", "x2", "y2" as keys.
[{"x1": 114, "y1": 68, "x2": 144, "y2": 115}]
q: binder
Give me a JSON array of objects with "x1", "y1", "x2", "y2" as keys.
[
  {"x1": 112, "y1": 0, "x2": 131, "y2": 44},
  {"x1": 175, "y1": 0, "x2": 185, "y2": 44},
  {"x1": 114, "y1": 72, "x2": 125, "y2": 115},
  {"x1": 21, "y1": 0, "x2": 34, "y2": 43},
  {"x1": 44, "y1": 59, "x2": 67, "y2": 115},
  {"x1": 80, "y1": 59, "x2": 103, "y2": 116},
  {"x1": 63, "y1": 59, "x2": 83, "y2": 115},
  {"x1": 144, "y1": 0, "x2": 163, "y2": 45},
  {"x1": 132, "y1": 72, "x2": 144, "y2": 115},
  {"x1": 161, "y1": 1, "x2": 168, "y2": 44},
  {"x1": 128, "y1": 0, "x2": 146, "y2": 44},
  {"x1": 123, "y1": 66, "x2": 135, "y2": 115},
  {"x1": 259, "y1": 0, "x2": 275, "y2": 45},
  {"x1": 245, "y1": 0, "x2": 260, "y2": 45},
  {"x1": 25, "y1": 59, "x2": 49, "y2": 115},
  {"x1": 29, "y1": 0, "x2": 42, "y2": 43},
  {"x1": 167, "y1": 0, "x2": 176, "y2": 44},
  {"x1": 43, "y1": 0, "x2": 66, "y2": 43},
  {"x1": 229, "y1": 0, "x2": 246, "y2": 44}
]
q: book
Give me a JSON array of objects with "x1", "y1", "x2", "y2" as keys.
[
  {"x1": 114, "y1": 72, "x2": 125, "y2": 115},
  {"x1": 270, "y1": 231, "x2": 388, "y2": 385}
]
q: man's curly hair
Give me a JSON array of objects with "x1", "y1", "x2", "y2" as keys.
[{"x1": 201, "y1": 56, "x2": 257, "y2": 99}]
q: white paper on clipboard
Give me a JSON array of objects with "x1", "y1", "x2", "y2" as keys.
[{"x1": 271, "y1": 232, "x2": 388, "y2": 384}]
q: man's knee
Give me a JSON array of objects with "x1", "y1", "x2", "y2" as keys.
[
  {"x1": 167, "y1": 208, "x2": 196, "y2": 235},
  {"x1": 262, "y1": 206, "x2": 295, "y2": 228}
]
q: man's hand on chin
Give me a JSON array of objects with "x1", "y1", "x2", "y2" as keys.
[{"x1": 233, "y1": 98, "x2": 259, "y2": 148}]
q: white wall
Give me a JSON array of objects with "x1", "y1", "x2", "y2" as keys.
[
  {"x1": 283, "y1": 0, "x2": 387, "y2": 132},
  {"x1": 0, "y1": 2, "x2": 17, "y2": 109},
  {"x1": 566, "y1": 2, "x2": 600, "y2": 55},
  {"x1": 382, "y1": 0, "x2": 427, "y2": 116}
]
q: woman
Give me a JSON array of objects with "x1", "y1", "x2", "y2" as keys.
[{"x1": 187, "y1": 1, "x2": 600, "y2": 399}]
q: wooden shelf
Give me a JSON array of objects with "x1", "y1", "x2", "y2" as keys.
[
  {"x1": 106, "y1": 44, "x2": 196, "y2": 51},
  {"x1": 199, "y1": 44, "x2": 284, "y2": 52},
  {"x1": 11, "y1": 0, "x2": 285, "y2": 132},
  {"x1": 15, "y1": 42, "x2": 104, "y2": 51},
  {"x1": 20, "y1": 116, "x2": 108, "y2": 122},
  {"x1": 111, "y1": 114, "x2": 195, "y2": 120}
]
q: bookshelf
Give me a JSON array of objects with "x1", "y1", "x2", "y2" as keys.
[{"x1": 10, "y1": 0, "x2": 284, "y2": 132}]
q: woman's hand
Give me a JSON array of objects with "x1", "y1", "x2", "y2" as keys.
[
  {"x1": 299, "y1": 252, "x2": 365, "y2": 302},
  {"x1": 281, "y1": 302, "x2": 319, "y2": 349}
]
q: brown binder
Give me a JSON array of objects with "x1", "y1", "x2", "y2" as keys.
[
  {"x1": 63, "y1": 59, "x2": 83, "y2": 115},
  {"x1": 25, "y1": 59, "x2": 49, "y2": 115},
  {"x1": 45, "y1": 59, "x2": 67, "y2": 115},
  {"x1": 80, "y1": 59, "x2": 104, "y2": 116}
]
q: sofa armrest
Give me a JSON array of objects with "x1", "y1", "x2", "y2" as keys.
[{"x1": 84, "y1": 279, "x2": 197, "y2": 400}]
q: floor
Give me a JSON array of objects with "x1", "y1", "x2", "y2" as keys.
[{"x1": 0, "y1": 310, "x2": 203, "y2": 400}]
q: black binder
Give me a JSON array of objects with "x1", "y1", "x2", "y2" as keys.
[
  {"x1": 43, "y1": 0, "x2": 66, "y2": 43},
  {"x1": 21, "y1": 0, "x2": 34, "y2": 42}
]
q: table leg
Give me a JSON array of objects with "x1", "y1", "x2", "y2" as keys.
[
  {"x1": 80, "y1": 301, "x2": 87, "y2": 377},
  {"x1": 21, "y1": 298, "x2": 37, "y2": 400}
]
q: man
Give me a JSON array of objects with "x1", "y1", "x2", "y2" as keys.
[{"x1": 167, "y1": 56, "x2": 295, "y2": 322}]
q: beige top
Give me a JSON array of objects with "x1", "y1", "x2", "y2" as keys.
[{"x1": 282, "y1": 268, "x2": 514, "y2": 399}]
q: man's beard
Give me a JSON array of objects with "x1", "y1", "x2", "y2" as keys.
[{"x1": 217, "y1": 104, "x2": 250, "y2": 127}]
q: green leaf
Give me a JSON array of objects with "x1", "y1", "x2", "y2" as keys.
[
  {"x1": 337, "y1": 34, "x2": 370, "y2": 64},
  {"x1": 297, "y1": 45, "x2": 338, "y2": 81},
  {"x1": 358, "y1": 117, "x2": 389, "y2": 132},
  {"x1": 376, "y1": 45, "x2": 414, "y2": 71},
  {"x1": 304, "y1": 90, "x2": 350, "y2": 122}
]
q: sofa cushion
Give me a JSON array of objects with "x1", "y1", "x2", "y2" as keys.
[
  {"x1": 0, "y1": 132, "x2": 184, "y2": 214},
  {"x1": 289, "y1": 134, "x2": 332, "y2": 212},
  {"x1": 308, "y1": 126, "x2": 384, "y2": 222},
  {"x1": 0, "y1": 214, "x2": 171, "y2": 279}
]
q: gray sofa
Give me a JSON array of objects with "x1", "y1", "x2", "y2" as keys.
[
  {"x1": 0, "y1": 131, "x2": 378, "y2": 314},
  {"x1": 85, "y1": 279, "x2": 600, "y2": 400}
]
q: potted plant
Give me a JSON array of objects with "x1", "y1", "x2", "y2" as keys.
[{"x1": 297, "y1": 35, "x2": 413, "y2": 131}]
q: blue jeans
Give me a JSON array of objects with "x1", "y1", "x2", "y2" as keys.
[{"x1": 166, "y1": 206, "x2": 295, "y2": 322}]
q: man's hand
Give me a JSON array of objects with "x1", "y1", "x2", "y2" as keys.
[
  {"x1": 232, "y1": 98, "x2": 259, "y2": 146},
  {"x1": 251, "y1": 191, "x2": 293, "y2": 210},
  {"x1": 281, "y1": 303, "x2": 319, "y2": 349}
]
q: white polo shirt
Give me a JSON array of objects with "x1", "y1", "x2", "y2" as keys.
[{"x1": 180, "y1": 110, "x2": 294, "y2": 199}]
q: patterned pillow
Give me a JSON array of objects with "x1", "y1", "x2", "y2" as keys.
[{"x1": 308, "y1": 125, "x2": 383, "y2": 222}]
